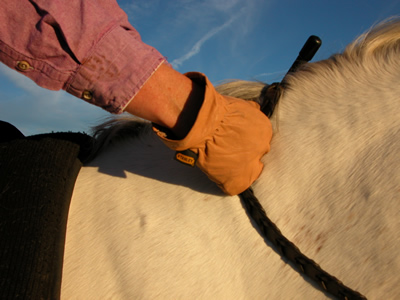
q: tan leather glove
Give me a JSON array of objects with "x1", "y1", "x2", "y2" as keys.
[{"x1": 153, "y1": 72, "x2": 272, "y2": 195}]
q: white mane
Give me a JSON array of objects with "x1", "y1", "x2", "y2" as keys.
[{"x1": 63, "y1": 19, "x2": 400, "y2": 299}]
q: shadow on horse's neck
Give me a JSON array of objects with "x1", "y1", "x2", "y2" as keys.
[{"x1": 87, "y1": 128, "x2": 224, "y2": 196}]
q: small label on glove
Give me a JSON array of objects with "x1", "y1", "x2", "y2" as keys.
[{"x1": 175, "y1": 150, "x2": 198, "y2": 167}]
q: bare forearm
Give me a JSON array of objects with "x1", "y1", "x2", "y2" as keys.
[{"x1": 124, "y1": 63, "x2": 204, "y2": 139}]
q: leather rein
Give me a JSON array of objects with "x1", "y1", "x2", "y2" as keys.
[{"x1": 239, "y1": 188, "x2": 366, "y2": 300}]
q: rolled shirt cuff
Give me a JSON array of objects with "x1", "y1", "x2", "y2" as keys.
[{"x1": 65, "y1": 25, "x2": 167, "y2": 114}]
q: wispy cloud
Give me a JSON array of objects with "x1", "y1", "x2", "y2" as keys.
[
  {"x1": 120, "y1": 0, "x2": 265, "y2": 70},
  {"x1": 167, "y1": 0, "x2": 268, "y2": 70},
  {"x1": 170, "y1": 15, "x2": 239, "y2": 69},
  {"x1": 254, "y1": 70, "x2": 287, "y2": 81}
]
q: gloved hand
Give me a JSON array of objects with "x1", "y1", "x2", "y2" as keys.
[{"x1": 153, "y1": 72, "x2": 272, "y2": 195}]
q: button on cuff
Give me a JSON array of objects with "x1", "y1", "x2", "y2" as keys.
[
  {"x1": 82, "y1": 90, "x2": 93, "y2": 100},
  {"x1": 16, "y1": 61, "x2": 32, "y2": 72}
]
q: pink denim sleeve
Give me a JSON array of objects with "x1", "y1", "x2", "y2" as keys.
[{"x1": 0, "y1": 0, "x2": 166, "y2": 113}]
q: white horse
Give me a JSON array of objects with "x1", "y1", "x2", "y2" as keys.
[{"x1": 62, "y1": 19, "x2": 400, "y2": 299}]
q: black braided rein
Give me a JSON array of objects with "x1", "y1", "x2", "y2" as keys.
[{"x1": 239, "y1": 188, "x2": 367, "y2": 300}]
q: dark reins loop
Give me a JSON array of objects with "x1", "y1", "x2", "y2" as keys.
[{"x1": 239, "y1": 188, "x2": 367, "y2": 300}]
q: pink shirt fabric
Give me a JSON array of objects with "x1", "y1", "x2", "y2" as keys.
[{"x1": 0, "y1": 0, "x2": 166, "y2": 113}]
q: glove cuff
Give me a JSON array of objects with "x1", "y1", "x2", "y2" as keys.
[{"x1": 152, "y1": 72, "x2": 226, "y2": 150}]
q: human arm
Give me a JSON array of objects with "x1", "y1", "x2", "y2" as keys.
[{"x1": 0, "y1": 0, "x2": 273, "y2": 194}]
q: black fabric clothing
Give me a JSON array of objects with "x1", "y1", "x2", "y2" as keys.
[{"x1": 0, "y1": 122, "x2": 93, "y2": 299}]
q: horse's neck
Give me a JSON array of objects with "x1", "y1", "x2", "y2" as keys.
[
  {"x1": 63, "y1": 51, "x2": 400, "y2": 298},
  {"x1": 254, "y1": 54, "x2": 400, "y2": 298}
]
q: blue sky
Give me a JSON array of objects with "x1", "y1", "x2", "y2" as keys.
[{"x1": 0, "y1": 0, "x2": 399, "y2": 136}]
